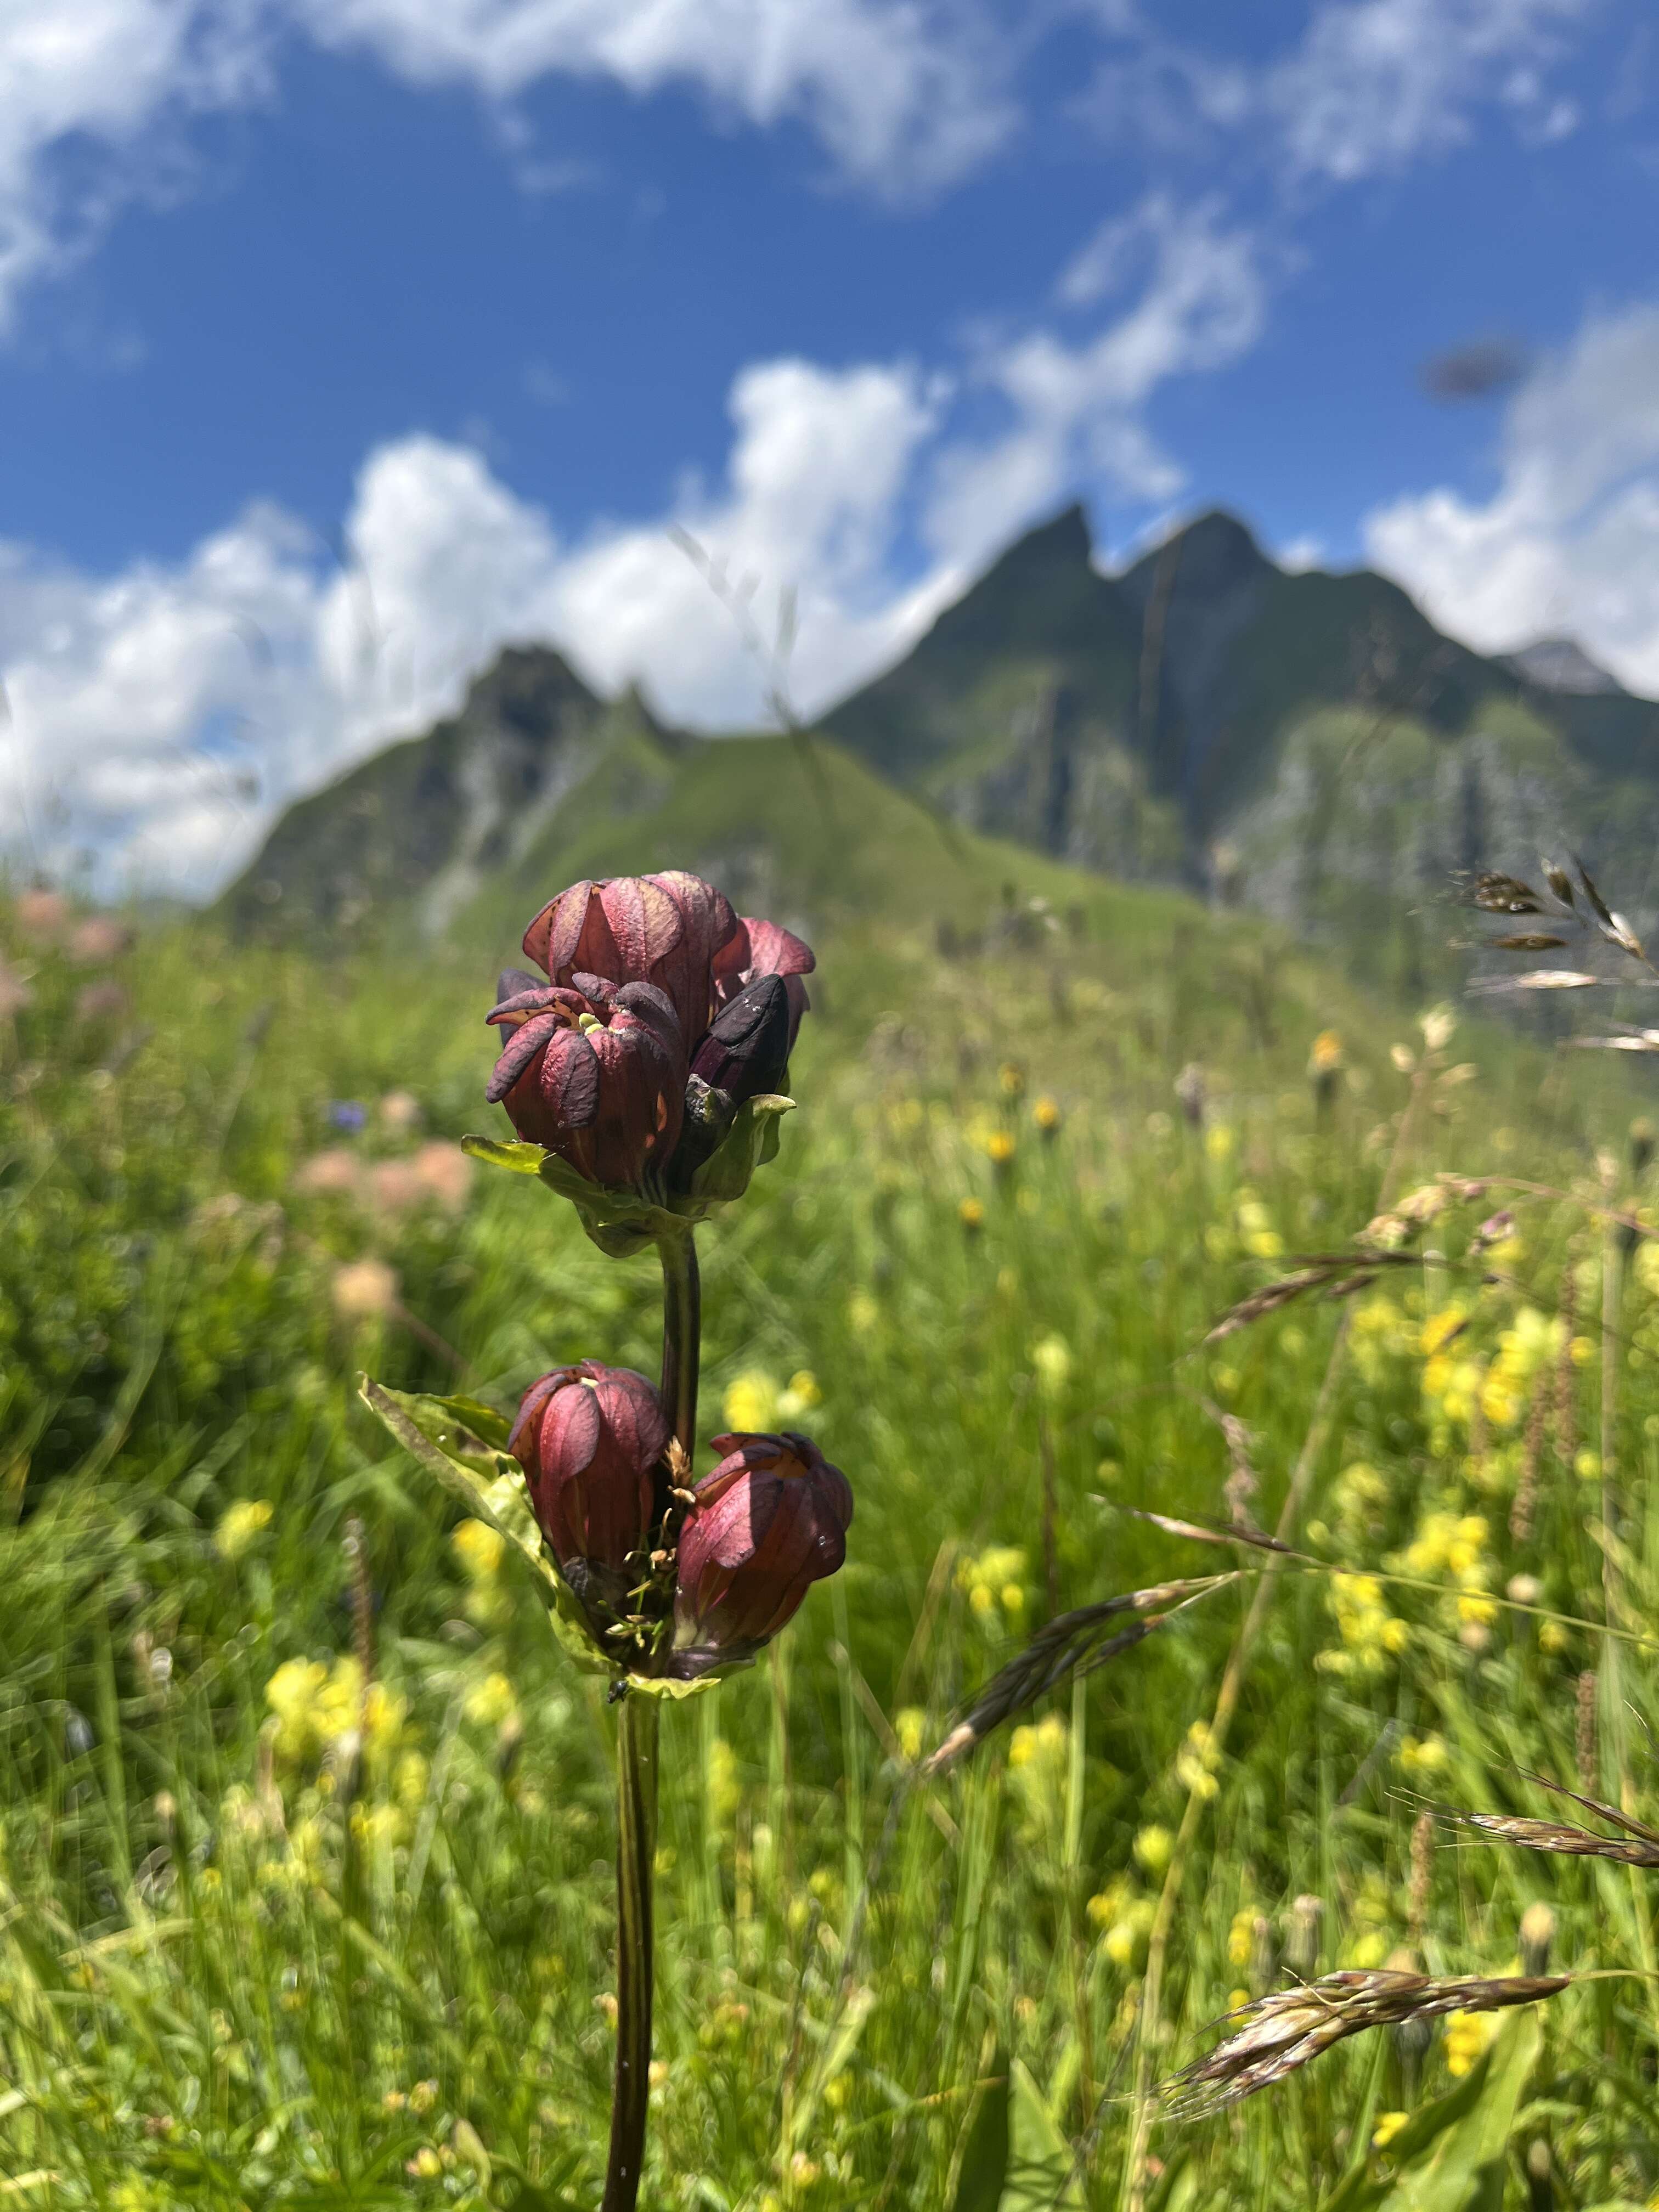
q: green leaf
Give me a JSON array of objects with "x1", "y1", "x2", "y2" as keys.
[
  {"x1": 1004, "y1": 2059, "x2": 1083, "y2": 2210},
  {"x1": 357, "y1": 1376, "x2": 552, "y2": 1593},
  {"x1": 1318, "y1": 2009, "x2": 1545, "y2": 2212},
  {"x1": 949, "y1": 2062, "x2": 1009, "y2": 2212},
  {"x1": 460, "y1": 1133, "x2": 549, "y2": 1174},
  {"x1": 689, "y1": 1092, "x2": 795, "y2": 1206}
]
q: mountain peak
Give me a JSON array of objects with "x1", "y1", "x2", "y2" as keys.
[
  {"x1": 967, "y1": 501, "x2": 1094, "y2": 589},
  {"x1": 1130, "y1": 508, "x2": 1273, "y2": 592}
]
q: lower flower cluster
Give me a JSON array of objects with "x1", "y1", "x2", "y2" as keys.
[{"x1": 509, "y1": 1362, "x2": 852, "y2": 1680}]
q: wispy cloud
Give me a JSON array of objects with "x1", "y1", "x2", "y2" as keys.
[{"x1": 1075, "y1": 0, "x2": 1594, "y2": 187}]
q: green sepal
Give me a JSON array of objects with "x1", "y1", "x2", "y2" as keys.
[
  {"x1": 687, "y1": 1093, "x2": 794, "y2": 1205},
  {"x1": 621, "y1": 1659, "x2": 754, "y2": 1701},
  {"x1": 459, "y1": 1134, "x2": 548, "y2": 1175},
  {"x1": 462, "y1": 1096, "x2": 795, "y2": 1259},
  {"x1": 357, "y1": 1375, "x2": 552, "y2": 1593}
]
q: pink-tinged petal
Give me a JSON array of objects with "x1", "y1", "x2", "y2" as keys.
[
  {"x1": 523, "y1": 882, "x2": 596, "y2": 977},
  {"x1": 541, "y1": 1028, "x2": 602, "y2": 1130},
  {"x1": 509, "y1": 1363, "x2": 668, "y2": 1574},
  {"x1": 741, "y1": 918, "x2": 815, "y2": 981},
  {"x1": 486, "y1": 1011, "x2": 561, "y2": 1104}
]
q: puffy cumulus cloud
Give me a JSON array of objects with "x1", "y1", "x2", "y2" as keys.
[
  {"x1": 926, "y1": 194, "x2": 1268, "y2": 572},
  {"x1": 1, "y1": 203, "x2": 1277, "y2": 898},
  {"x1": 288, "y1": 0, "x2": 1015, "y2": 198},
  {"x1": 0, "y1": 369, "x2": 950, "y2": 895},
  {"x1": 0, "y1": 443, "x2": 565, "y2": 896},
  {"x1": 1364, "y1": 304, "x2": 1659, "y2": 696},
  {"x1": 548, "y1": 359, "x2": 950, "y2": 721}
]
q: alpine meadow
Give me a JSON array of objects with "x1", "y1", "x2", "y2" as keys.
[{"x1": 11, "y1": 482, "x2": 1659, "y2": 2210}]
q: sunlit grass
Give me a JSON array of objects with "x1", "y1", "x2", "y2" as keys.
[{"x1": 3, "y1": 887, "x2": 1658, "y2": 2205}]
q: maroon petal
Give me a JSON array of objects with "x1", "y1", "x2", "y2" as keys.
[{"x1": 486, "y1": 1010, "x2": 561, "y2": 1104}]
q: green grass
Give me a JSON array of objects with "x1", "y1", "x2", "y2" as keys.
[{"x1": 4, "y1": 866, "x2": 1659, "y2": 2209}]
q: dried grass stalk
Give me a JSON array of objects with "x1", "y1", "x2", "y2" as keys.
[
  {"x1": 1160, "y1": 1969, "x2": 1568, "y2": 2118},
  {"x1": 921, "y1": 1576, "x2": 1231, "y2": 1775}
]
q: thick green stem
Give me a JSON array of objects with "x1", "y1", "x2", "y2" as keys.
[
  {"x1": 658, "y1": 1229, "x2": 701, "y2": 1452},
  {"x1": 602, "y1": 1692, "x2": 660, "y2": 2212},
  {"x1": 597, "y1": 1230, "x2": 698, "y2": 2210}
]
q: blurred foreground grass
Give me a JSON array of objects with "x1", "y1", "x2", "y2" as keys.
[{"x1": 3, "y1": 881, "x2": 1659, "y2": 2208}]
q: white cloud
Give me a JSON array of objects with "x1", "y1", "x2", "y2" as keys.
[
  {"x1": 0, "y1": 368, "x2": 952, "y2": 895},
  {"x1": 0, "y1": 196, "x2": 1269, "y2": 900},
  {"x1": 290, "y1": 0, "x2": 1015, "y2": 196},
  {"x1": 0, "y1": 0, "x2": 1012, "y2": 334},
  {"x1": 1076, "y1": 0, "x2": 1592, "y2": 188},
  {"x1": 0, "y1": 0, "x2": 269, "y2": 334},
  {"x1": 1365, "y1": 303, "x2": 1659, "y2": 695},
  {"x1": 927, "y1": 194, "x2": 1268, "y2": 570},
  {"x1": 1269, "y1": 0, "x2": 1587, "y2": 182}
]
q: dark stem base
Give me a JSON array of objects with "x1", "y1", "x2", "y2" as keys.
[{"x1": 601, "y1": 1692, "x2": 660, "y2": 2211}]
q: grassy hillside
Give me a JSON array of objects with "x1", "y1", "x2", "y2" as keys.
[{"x1": 6, "y1": 824, "x2": 1659, "y2": 2203}]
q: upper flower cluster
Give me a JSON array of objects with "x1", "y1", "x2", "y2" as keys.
[{"x1": 486, "y1": 873, "x2": 814, "y2": 1200}]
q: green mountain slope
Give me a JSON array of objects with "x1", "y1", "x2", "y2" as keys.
[{"x1": 222, "y1": 501, "x2": 1659, "y2": 981}]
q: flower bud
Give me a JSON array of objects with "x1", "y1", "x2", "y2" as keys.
[
  {"x1": 509, "y1": 1362, "x2": 669, "y2": 1579},
  {"x1": 486, "y1": 972, "x2": 685, "y2": 1189},
  {"x1": 672, "y1": 1431, "x2": 851, "y2": 1671},
  {"x1": 713, "y1": 918, "x2": 815, "y2": 1049},
  {"x1": 690, "y1": 974, "x2": 793, "y2": 1106}
]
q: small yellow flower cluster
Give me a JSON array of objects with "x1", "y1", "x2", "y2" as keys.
[
  {"x1": 1350, "y1": 1295, "x2": 1415, "y2": 1386},
  {"x1": 1401, "y1": 1510, "x2": 1496, "y2": 1626},
  {"x1": 450, "y1": 1516, "x2": 509, "y2": 1629},
  {"x1": 956, "y1": 1545, "x2": 1029, "y2": 1626},
  {"x1": 1087, "y1": 1876, "x2": 1157, "y2": 1966},
  {"x1": 264, "y1": 1655, "x2": 404, "y2": 1769},
  {"x1": 1310, "y1": 1029, "x2": 1345, "y2": 1075},
  {"x1": 1317, "y1": 1571, "x2": 1408, "y2": 1677},
  {"x1": 1175, "y1": 1719, "x2": 1221, "y2": 1802},
  {"x1": 464, "y1": 1671, "x2": 517, "y2": 1729},
  {"x1": 1030, "y1": 1333, "x2": 1072, "y2": 1395},
  {"x1": 215, "y1": 1497, "x2": 274, "y2": 1561},
  {"x1": 1398, "y1": 1733, "x2": 1448, "y2": 1778},
  {"x1": 1007, "y1": 1712, "x2": 1069, "y2": 1839},
  {"x1": 1133, "y1": 1824, "x2": 1172, "y2": 1875},
  {"x1": 1226, "y1": 1908, "x2": 1255, "y2": 1968},
  {"x1": 893, "y1": 1707, "x2": 927, "y2": 1763},
  {"x1": 720, "y1": 1368, "x2": 823, "y2": 1432},
  {"x1": 1323, "y1": 1459, "x2": 1393, "y2": 1551},
  {"x1": 1234, "y1": 1191, "x2": 1283, "y2": 1261},
  {"x1": 1443, "y1": 2007, "x2": 1497, "y2": 2076},
  {"x1": 451, "y1": 1517, "x2": 504, "y2": 1579},
  {"x1": 1480, "y1": 1306, "x2": 1562, "y2": 1430},
  {"x1": 1372, "y1": 2111, "x2": 1409, "y2": 2151}
]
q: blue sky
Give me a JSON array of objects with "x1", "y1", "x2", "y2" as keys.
[{"x1": 3, "y1": 0, "x2": 1658, "y2": 893}]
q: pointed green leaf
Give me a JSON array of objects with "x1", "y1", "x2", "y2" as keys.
[
  {"x1": 949, "y1": 2061, "x2": 1009, "y2": 2212},
  {"x1": 357, "y1": 1376, "x2": 553, "y2": 1593},
  {"x1": 1319, "y1": 2008, "x2": 1547, "y2": 2212},
  {"x1": 461, "y1": 1133, "x2": 549, "y2": 1175},
  {"x1": 1004, "y1": 2059, "x2": 1083, "y2": 2210}
]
